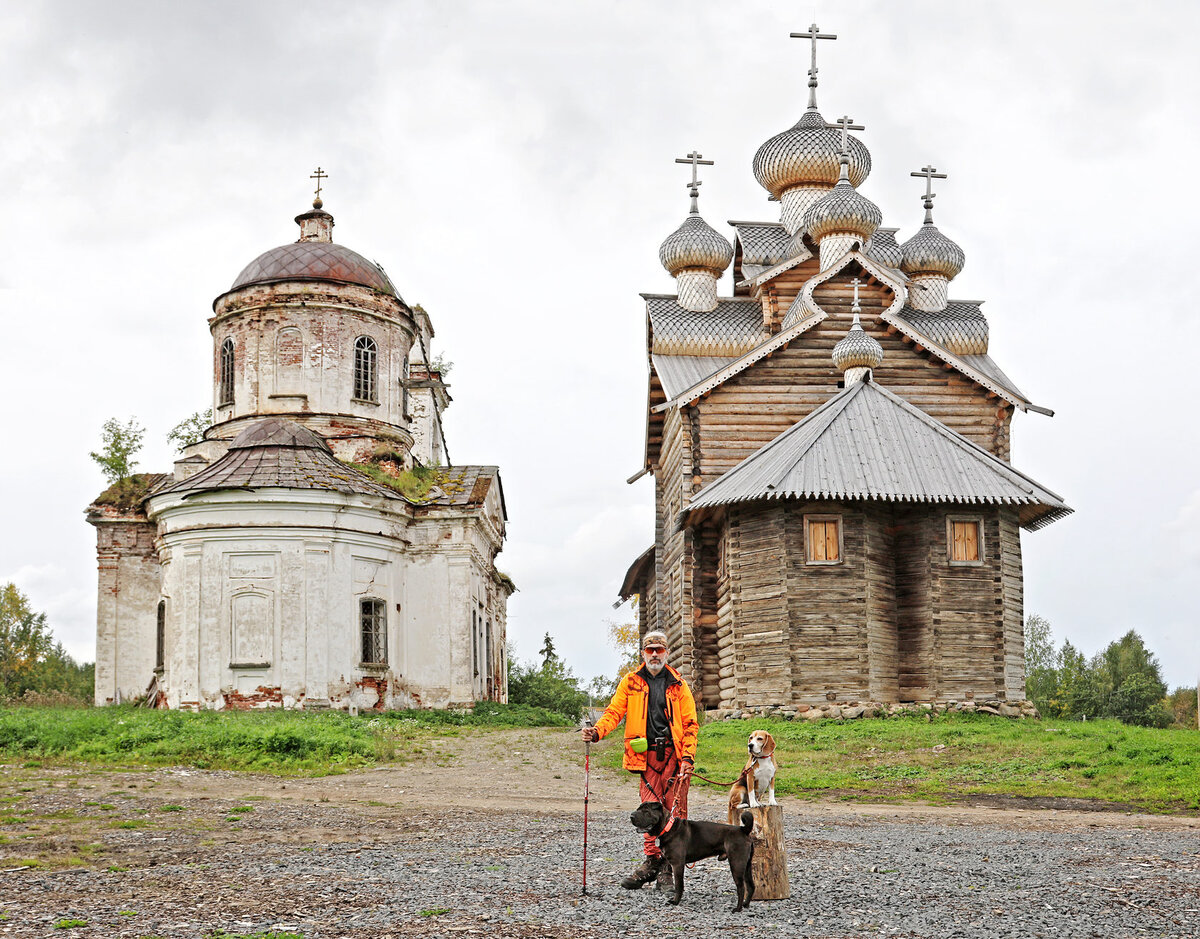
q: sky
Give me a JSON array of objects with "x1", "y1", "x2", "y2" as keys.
[{"x1": 1, "y1": 0, "x2": 1197, "y2": 691}]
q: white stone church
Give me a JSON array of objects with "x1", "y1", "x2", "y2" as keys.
[{"x1": 87, "y1": 192, "x2": 512, "y2": 711}]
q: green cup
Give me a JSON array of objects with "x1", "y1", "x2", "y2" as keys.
[{"x1": 630, "y1": 737, "x2": 649, "y2": 754}]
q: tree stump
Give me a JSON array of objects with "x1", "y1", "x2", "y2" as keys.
[{"x1": 748, "y1": 804, "x2": 789, "y2": 900}]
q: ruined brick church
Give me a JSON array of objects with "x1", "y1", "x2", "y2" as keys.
[
  {"x1": 88, "y1": 187, "x2": 511, "y2": 710},
  {"x1": 620, "y1": 26, "x2": 1071, "y2": 715}
]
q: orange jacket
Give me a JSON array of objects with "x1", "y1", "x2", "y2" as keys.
[{"x1": 593, "y1": 664, "x2": 699, "y2": 771}]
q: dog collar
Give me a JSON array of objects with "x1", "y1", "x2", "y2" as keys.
[{"x1": 657, "y1": 816, "x2": 677, "y2": 840}]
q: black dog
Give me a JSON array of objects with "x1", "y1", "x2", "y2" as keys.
[{"x1": 629, "y1": 801, "x2": 755, "y2": 910}]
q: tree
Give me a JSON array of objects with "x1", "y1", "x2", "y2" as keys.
[
  {"x1": 90, "y1": 417, "x2": 145, "y2": 484},
  {"x1": 1023, "y1": 614, "x2": 1059, "y2": 713},
  {"x1": 506, "y1": 640, "x2": 588, "y2": 721},
  {"x1": 608, "y1": 601, "x2": 642, "y2": 680},
  {"x1": 0, "y1": 584, "x2": 54, "y2": 696},
  {"x1": 167, "y1": 409, "x2": 212, "y2": 451},
  {"x1": 539, "y1": 632, "x2": 558, "y2": 670}
]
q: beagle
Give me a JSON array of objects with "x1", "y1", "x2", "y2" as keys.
[{"x1": 727, "y1": 729, "x2": 778, "y2": 824}]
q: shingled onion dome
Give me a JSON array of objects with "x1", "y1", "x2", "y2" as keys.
[
  {"x1": 900, "y1": 197, "x2": 965, "y2": 312},
  {"x1": 832, "y1": 289, "x2": 884, "y2": 385},
  {"x1": 659, "y1": 186, "x2": 733, "y2": 313},
  {"x1": 802, "y1": 154, "x2": 882, "y2": 271},
  {"x1": 863, "y1": 227, "x2": 903, "y2": 268},
  {"x1": 753, "y1": 109, "x2": 872, "y2": 236}
]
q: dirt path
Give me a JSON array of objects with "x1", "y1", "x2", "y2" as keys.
[{"x1": 2, "y1": 727, "x2": 1198, "y2": 938}]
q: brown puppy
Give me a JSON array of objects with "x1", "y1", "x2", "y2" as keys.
[
  {"x1": 727, "y1": 730, "x2": 778, "y2": 824},
  {"x1": 629, "y1": 801, "x2": 755, "y2": 911}
]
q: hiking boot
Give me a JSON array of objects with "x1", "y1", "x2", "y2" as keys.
[
  {"x1": 620, "y1": 854, "x2": 664, "y2": 889},
  {"x1": 655, "y1": 860, "x2": 674, "y2": 890}
]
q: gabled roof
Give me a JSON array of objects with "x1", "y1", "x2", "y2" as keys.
[
  {"x1": 682, "y1": 377, "x2": 1071, "y2": 531},
  {"x1": 651, "y1": 248, "x2": 1048, "y2": 415},
  {"x1": 645, "y1": 295, "x2": 768, "y2": 356}
]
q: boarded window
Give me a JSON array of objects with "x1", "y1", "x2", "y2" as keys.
[
  {"x1": 155, "y1": 600, "x2": 166, "y2": 671},
  {"x1": 949, "y1": 519, "x2": 982, "y2": 563},
  {"x1": 361, "y1": 598, "x2": 387, "y2": 664},
  {"x1": 806, "y1": 516, "x2": 842, "y2": 564},
  {"x1": 231, "y1": 591, "x2": 272, "y2": 664},
  {"x1": 277, "y1": 327, "x2": 302, "y2": 391},
  {"x1": 219, "y1": 338, "x2": 235, "y2": 406},
  {"x1": 353, "y1": 336, "x2": 378, "y2": 402}
]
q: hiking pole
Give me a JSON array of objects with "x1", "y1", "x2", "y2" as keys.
[{"x1": 581, "y1": 715, "x2": 593, "y2": 895}]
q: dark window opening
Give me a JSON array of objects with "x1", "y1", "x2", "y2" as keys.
[
  {"x1": 353, "y1": 336, "x2": 378, "y2": 402},
  {"x1": 360, "y1": 598, "x2": 387, "y2": 664},
  {"x1": 219, "y1": 338, "x2": 235, "y2": 406},
  {"x1": 155, "y1": 600, "x2": 166, "y2": 671}
]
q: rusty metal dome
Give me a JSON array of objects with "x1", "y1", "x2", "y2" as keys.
[
  {"x1": 231, "y1": 242, "x2": 397, "y2": 295},
  {"x1": 753, "y1": 109, "x2": 871, "y2": 199}
]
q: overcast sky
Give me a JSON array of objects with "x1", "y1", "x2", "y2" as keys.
[{"x1": 1, "y1": 0, "x2": 1197, "y2": 691}]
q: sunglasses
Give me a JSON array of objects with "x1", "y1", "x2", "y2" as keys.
[{"x1": 644, "y1": 645, "x2": 667, "y2": 654}]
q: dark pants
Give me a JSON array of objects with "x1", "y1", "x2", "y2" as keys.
[{"x1": 638, "y1": 748, "x2": 690, "y2": 857}]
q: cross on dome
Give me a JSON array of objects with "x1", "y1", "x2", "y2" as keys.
[
  {"x1": 850, "y1": 276, "x2": 863, "y2": 315},
  {"x1": 675, "y1": 150, "x2": 715, "y2": 214},
  {"x1": 910, "y1": 164, "x2": 947, "y2": 223},
  {"x1": 831, "y1": 115, "x2": 865, "y2": 163},
  {"x1": 790, "y1": 23, "x2": 836, "y2": 110},
  {"x1": 310, "y1": 166, "x2": 328, "y2": 208}
]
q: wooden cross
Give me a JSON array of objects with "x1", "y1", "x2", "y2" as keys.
[
  {"x1": 850, "y1": 276, "x2": 862, "y2": 313},
  {"x1": 830, "y1": 115, "x2": 865, "y2": 155},
  {"x1": 310, "y1": 166, "x2": 328, "y2": 200},
  {"x1": 910, "y1": 164, "x2": 947, "y2": 202},
  {"x1": 675, "y1": 151, "x2": 714, "y2": 190},
  {"x1": 790, "y1": 23, "x2": 836, "y2": 107}
]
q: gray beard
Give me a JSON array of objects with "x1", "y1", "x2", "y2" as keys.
[{"x1": 645, "y1": 661, "x2": 665, "y2": 675}]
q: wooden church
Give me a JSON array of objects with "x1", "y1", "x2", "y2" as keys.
[{"x1": 620, "y1": 26, "x2": 1071, "y2": 716}]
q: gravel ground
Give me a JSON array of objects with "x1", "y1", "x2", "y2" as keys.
[{"x1": 2, "y1": 729, "x2": 1198, "y2": 938}]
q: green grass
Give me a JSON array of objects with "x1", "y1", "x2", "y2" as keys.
[
  {"x1": 602, "y1": 714, "x2": 1200, "y2": 814},
  {"x1": 0, "y1": 703, "x2": 572, "y2": 775}
]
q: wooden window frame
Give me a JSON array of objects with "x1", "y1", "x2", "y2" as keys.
[
  {"x1": 946, "y1": 515, "x2": 985, "y2": 566},
  {"x1": 360, "y1": 597, "x2": 388, "y2": 665},
  {"x1": 804, "y1": 514, "x2": 843, "y2": 565},
  {"x1": 353, "y1": 335, "x2": 379, "y2": 403}
]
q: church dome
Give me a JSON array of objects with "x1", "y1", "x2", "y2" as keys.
[
  {"x1": 803, "y1": 171, "x2": 882, "y2": 242},
  {"x1": 900, "y1": 222, "x2": 965, "y2": 279},
  {"x1": 231, "y1": 242, "x2": 397, "y2": 295},
  {"x1": 753, "y1": 110, "x2": 871, "y2": 199},
  {"x1": 832, "y1": 315, "x2": 884, "y2": 372},
  {"x1": 659, "y1": 215, "x2": 734, "y2": 276}
]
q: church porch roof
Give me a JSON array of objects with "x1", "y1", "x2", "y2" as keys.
[{"x1": 681, "y1": 377, "x2": 1071, "y2": 532}]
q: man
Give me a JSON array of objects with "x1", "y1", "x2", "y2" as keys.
[{"x1": 581, "y1": 629, "x2": 699, "y2": 888}]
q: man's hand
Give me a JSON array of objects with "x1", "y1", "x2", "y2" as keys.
[
  {"x1": 580, "y1": 726, "x2": 599, "y2": 743},
  {"x1": 678, "y1": 758, "x2": 694, "y2": 778}
]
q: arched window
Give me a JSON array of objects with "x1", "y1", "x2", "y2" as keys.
[
  {"x1": 155, "y1": 600, "x2": 166, "y2": 672},
  {"x1": 353, "y1": 336, "x2": 378, "y2": 402},
  {"x1": 360, "y1": 597, "x2": 387, "y2": 664},
  {"x1": 219, "y1": 338, "x2": 235, "y2": 406}
]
